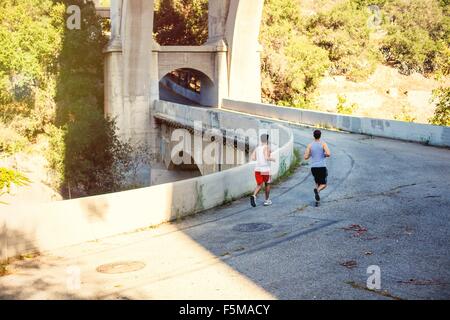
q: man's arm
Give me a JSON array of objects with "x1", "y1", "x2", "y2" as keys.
[
  {"x1": 323, "y1": 143, "x2": 331, "y2": 157},
  {"x1": 304, "y1": 144, "x2": 311, "y2": 160},
  {"x1": 265, "y1": 146, "x2": 276, "y2": 162},
  {"x1": 251, "y1": 148, "x2": 256, "y2": 161}
]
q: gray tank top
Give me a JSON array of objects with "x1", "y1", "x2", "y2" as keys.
[{"x1": 310, "y1": 141, "x2": 326, "y2": 168}]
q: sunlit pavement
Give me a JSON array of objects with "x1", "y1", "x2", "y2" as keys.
[{"x1": 1, "y1": 124, "x2": 449, "y2": 300}]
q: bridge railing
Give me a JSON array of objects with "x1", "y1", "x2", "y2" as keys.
[{"x1": 222, "y1": 99, "x2": 450, "y2": 148}]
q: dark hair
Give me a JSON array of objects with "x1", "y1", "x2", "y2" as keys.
[
  {"x1": 313, "y1": 130, "x2": 321, "y2": 139},
  {"x1": 260, "y1": 134, "x2": 269, "y2": 143}
]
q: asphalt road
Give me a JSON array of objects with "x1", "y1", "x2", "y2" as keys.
[{"x1": 1, "y1": 116, "x2": 449, "y2": 300}]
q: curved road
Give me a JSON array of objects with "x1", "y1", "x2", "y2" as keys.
[{"x1": 1, "y1": 113, "x2": 449, "y2": 299}]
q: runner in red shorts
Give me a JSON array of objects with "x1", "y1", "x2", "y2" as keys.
[{"x1": 250, "y1": 134, "x2": 275, "y2": 207}]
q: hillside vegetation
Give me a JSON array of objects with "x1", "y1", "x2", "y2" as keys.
[{"x1": 0, "y1": 0, "x2": 138, "y2": 201}]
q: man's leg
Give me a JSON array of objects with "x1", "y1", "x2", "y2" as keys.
[
  {"x1": 264, "y1": 183, "x2": 271, "y2": 200},
  {"x1": 254, "y1": 184, "x2": 263, "y2": 196},
  {"x1": 263, "y1": 182, "x2": 272, "y2": 206},
  {"x1": 317, "y1": 184, "x2": 327, "y2": 192},
  {"x1": 251, "y1": 172, "x2": 263, "y2": 207}
]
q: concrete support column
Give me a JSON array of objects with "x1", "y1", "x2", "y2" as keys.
[
  {"x1": 214, "y1": 40, "x2": 229, "y2": 107},
  {"x1": 148, "y1": 42, "x2": 161, "y2": 161},
  {"x1": 225, "y1": 0, "x2": 264, "y2": 103},
  {"x1": 104, "y1": 49, "x2": 124, "y2": 129},
  {"x1": 108, "y1": 0, "x2": 123, "y2": 50},
  {"x1": 207, "y1": 0, "x2": 230, "y2": 44},
  {"x1": 121, "y1": 0, "x2": 156, "y2": 142}
]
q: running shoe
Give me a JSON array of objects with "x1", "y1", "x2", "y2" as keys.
[
  {"x1": 250, "y1": 195, "x2": 256, "y2": 207},
  {"x1": 314, "y1": 188, "x2": 320, "y2": 201}
]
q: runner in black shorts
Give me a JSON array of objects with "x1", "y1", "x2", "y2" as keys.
[{"x1": 304, "y1": 130, "x2": 331, "y2": 202}]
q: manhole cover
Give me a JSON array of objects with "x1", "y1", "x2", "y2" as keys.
[
  {"x1": 232, "y1": 223, "x2": 273, "y2": 232},
  {"x1": 96, "y1": 261, "x2": 146, "y2": 274}
]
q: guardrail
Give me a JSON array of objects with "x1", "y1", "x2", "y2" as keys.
[{"x1": 222, "y1": 99, "x2": 450, "y2": 148}]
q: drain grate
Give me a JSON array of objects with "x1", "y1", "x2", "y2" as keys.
[
  {"x1": 233, "y1": 223, "x2": 273, "y2": 232},
  {"x1": 96, "y1": 261, "x2": 146, "y2": 274}
]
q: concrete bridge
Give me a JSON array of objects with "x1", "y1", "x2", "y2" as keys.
[
  {"x1": 0, "y1": 0, "x2": 449, "y2": 300},
  {"x1": 103, "y1": 0, "x2": 264, "y2": 145}
]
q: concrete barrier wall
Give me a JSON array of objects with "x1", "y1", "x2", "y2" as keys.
[
  {"x1": 0, "y1": 101, "x2": 293, "y2": 261},
  {"x1": 222, "y1": 99, "x2": 450, "y2": 148}
]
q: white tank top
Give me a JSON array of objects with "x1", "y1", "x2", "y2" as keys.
[{"x1": 254, "y1": 145, "x2": 270, "y2": 173}]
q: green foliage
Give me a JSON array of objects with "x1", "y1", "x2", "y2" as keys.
[
  {"x1": 45, "y1": 124, "x2": 66, "y2": 189},
  {"x1": 307, "y1": 0, "x2": 380, "y2": 81},
  {"x1": 55, "y1": 0, "x2": 107, "y2": 120},
  {"x1": 352, "y1": 0, "x2": 389, "y2": 8},
  {"x1": 0, "y1": 123, "x2": 28, "y2": 155},
  {"x1": 336, "y1": 95, "x2": 359, "y2": 115},
  {"x1": 0, "y1": 0, "x2": 64, "y2": 87},
  {"x1": 0, "y1": 167, "x2": 30, "y2": 202},
  {"x1": 394, "y1": 104, "x2": 416, "y2": 122},
  {"x1": 429, "y1": 87, "x2": 450, "y2": 126},
  {"x1": 380, "y1": 0, "x2": 449, "y2": 75},
  {"x1": 0, "y1": 0, "x2": 145, "y2": 198},
  {"x1": 63, "y1": 110, "x2": 132, "y2": 196},
  {"x1": 53, "y1": 0, "x2": 134, "y2": 197},
  {"x1": 154, "y1": 0, "x2": 208, "y2": 45},
  {"x1": 0, "y1": 0, "x2": 64, "y2": 146},
  {"x1": 260, "y1": 0, "x2": 330, "y2": 107}
]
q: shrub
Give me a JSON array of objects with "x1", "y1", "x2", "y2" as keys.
[
  {"x1": 0, "y1": 167, "x2": 30, "y2": 203},
  {"x1": 336, "y1": 95, "x2": 359, "y2": 115},
  {"x1": 394, "y1": 104, "x2": 416, "y2": 122},
  {"x1": 0, "y1": 123, "x2": 28, "y2": 155},
  {"x1": 429, "y1": 87, "x2": 450, "y2": 126},
  {"x1": 45, "y1": 124, "x2": 66, "y2": 190},
  {"x1": 62, "y1": 109, "x2": 133, "y2": 197}
]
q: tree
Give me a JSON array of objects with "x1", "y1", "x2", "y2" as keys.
[
  {"x1": 154, "y1": 0, "x2": 208, "y2": 45},
  {"x1": 0, "y1": 0, "x2": 65, "y2": 138},
  {"x1": 380, "y1": 0, "x2": 449, "y2": 75},
  {"x1": 53, "y1": 0, "x2": 133, "y2": 197},
  {"x1": 306, "y1": 0, "x2": 380, "y2": 80},
  {"x1": 260, "y1": 0, "x2": 330, "y2": 107}
]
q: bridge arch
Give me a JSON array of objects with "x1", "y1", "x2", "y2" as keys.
[{"x1": 159, "y1": 67, "x2": 216, "y2": 107}]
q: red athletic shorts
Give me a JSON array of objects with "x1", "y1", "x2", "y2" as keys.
[{"x1": 255, "y1": 171, "x2": 271, "y2": 185}]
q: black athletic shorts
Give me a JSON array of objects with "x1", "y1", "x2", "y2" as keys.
[{"x1": 311, "y1": 167, "x2": 328, "y2": 185}]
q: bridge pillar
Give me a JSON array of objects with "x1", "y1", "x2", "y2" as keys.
[
  {"x1": 104, "y1": 0, "x2": 159, "y2": 186},
  {"x1": 214, "y1": 40, "x2": 229, "y2": 108},
  {"x1": 104, "y1": 0, "x2": 159, "y2": 144},
  {"x1": 225, "y1": 0, "x2": 264, "y2": 103},
  {"x1": 207, "y1": 0, "x2": 230, "y2": 44}
]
